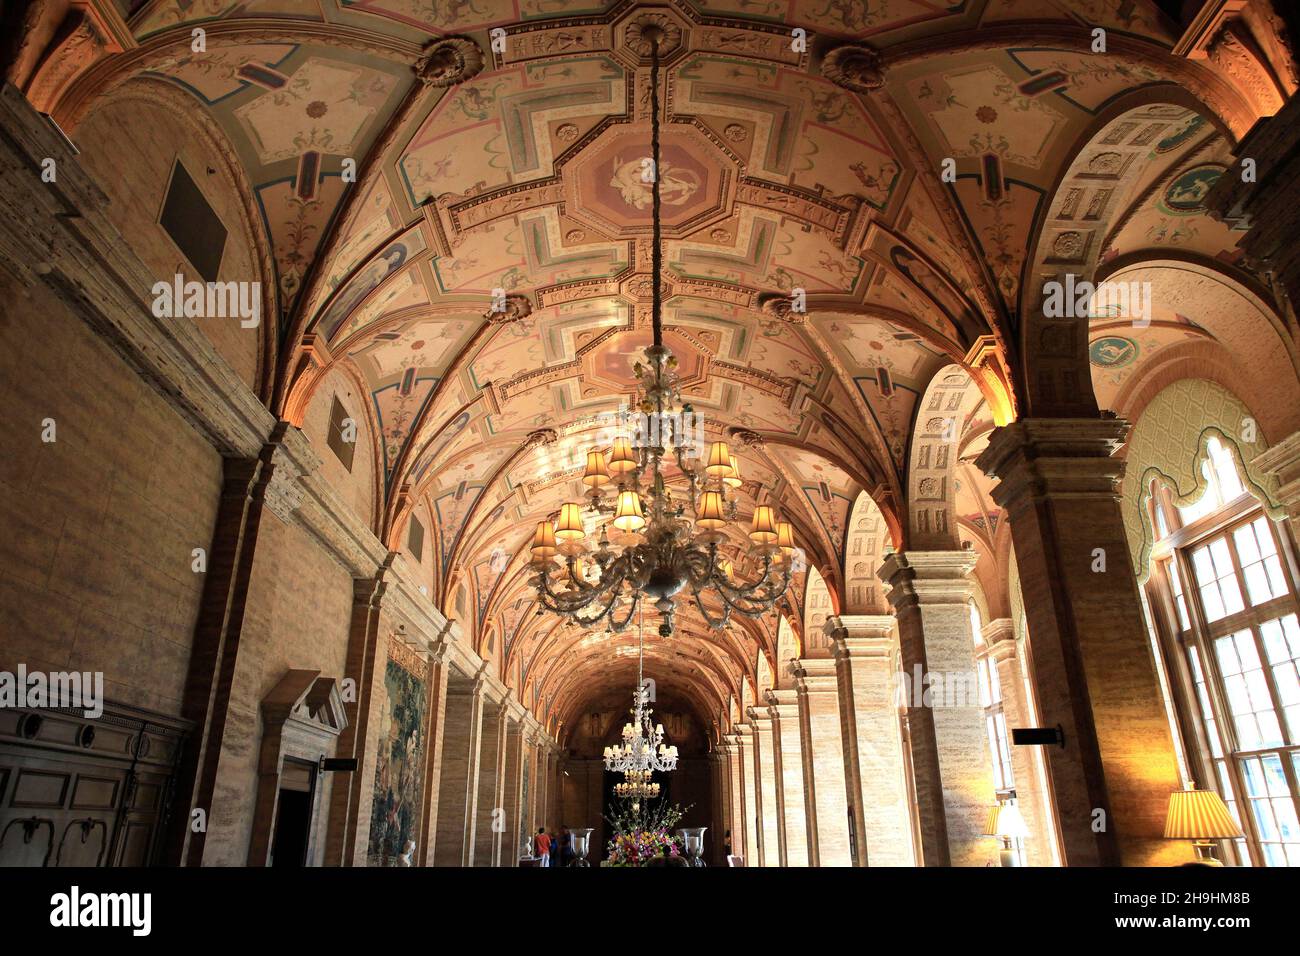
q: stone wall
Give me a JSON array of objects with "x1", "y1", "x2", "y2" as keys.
[{"x1": 0, "y1": 264, "x2": 222, "y2": 717}]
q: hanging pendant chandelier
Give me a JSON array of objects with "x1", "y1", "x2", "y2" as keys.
[
  {"x1": 528, "y1": 27, "x2": 796, "y2": 638},
  {"x1": 604, "y1": 611, "x2": 678, "y2": 775}
]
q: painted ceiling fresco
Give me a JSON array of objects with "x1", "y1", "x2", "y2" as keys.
[{"x1": 79, "y1": 0, "x2": 1289, "y2": 733}]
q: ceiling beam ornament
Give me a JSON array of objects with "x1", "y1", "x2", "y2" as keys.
[
  {"x1": 821, "y1": 44, "x2": 887, "y2": 94},
  {"x1": 414, "y1": 36, "x2": 486, "y2": 88}
]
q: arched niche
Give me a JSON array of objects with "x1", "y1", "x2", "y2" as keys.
[{"x1": 1122, "y1": 379, "x2": 1284, "y2": 584}]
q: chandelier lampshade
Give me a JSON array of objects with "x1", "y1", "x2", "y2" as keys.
[
  {"x1": 696, "y1": 491, "x2": 727, "y2": 529},
  {"x1": 613, "y1": 490, "x2": 646, "y2": 532},
  {"x1": 526, "y1": 27, "x2": 793, "y2": 638},
  {"x1": 555, "y1": 503, "x2": 586, "y2": 541},
  {"x1": 705, "y1": 440, "x2": 733, "y2": 478},
  {"x1": 776, "y1": 520, "x2": 795, "y2": 553},
  {"x1": 531, "y1": 520, "x2": 558, "y2": 558},
  {"x1": 582, "y1": 451, "x2": 610, "y2": 488},
  {"x1": 608, "y1": 437, "x2": 638, "y2": 475},
  {"x1": 724, "y1": 454, "x2": 743, "y2": 489},
  {"x1": 750, "y1": 505, "x2": 778, "y2": 545}
]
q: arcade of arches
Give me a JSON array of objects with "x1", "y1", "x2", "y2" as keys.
[{"x1": 3, "y1": 0, "x2": 1300, "y2": 868}]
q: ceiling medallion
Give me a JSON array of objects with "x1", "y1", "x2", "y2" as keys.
[
  {"x1": 484, "y1": 292, "x2": 533, "y2": 324},
  {"x1": 528, "y1": 28, "x2": 796, "y2": 638},
  {"x1": 415, "y1": 36, "x2": 486, "y2": 87},
  {"x1": 822, "y1": 44, "x2": 887, "y2": 93},
  {"x1": 759, "y1": 292, "x2": 806, "y2": 324}
]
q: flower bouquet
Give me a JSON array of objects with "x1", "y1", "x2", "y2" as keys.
[
  {"x1": 602, "y1": 797, "x2": 691, "y2": 867},
  {"x1": 605, "y1": 828, "x2": 682, "y2": 867}
]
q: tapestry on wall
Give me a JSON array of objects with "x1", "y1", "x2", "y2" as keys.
[{"x1": 366, "y1": 642, "x2": 429, "y2": 867}]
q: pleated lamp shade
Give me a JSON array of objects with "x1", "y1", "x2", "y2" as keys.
[
  {"x1": 582, "y1": 451, "x2": 610, "y2": 488},
  {"x1": 555, "y1": 503, "x2": 586, "y2": 541},
  {"x1": 984, "y1": 804, "x2": 1029, "y2": 839},
  {"x1": 697, "y1": 491, "x2": 727, "y2": 529},
  {"x1": 705, "y1": 441, "x2": 733, "y2": 478},
  {"x1": 776, "y1": 521, "x2": 795, "y2": 552},
  {"x1": 749, "y1": 505, "x2": 778, "y2": 544},
  {"x1": 530, "y1": 521, "x2": 558, "y2": 558},
  {"x1": 723, "y1": 454, "x2": 743, "y2": 489},
  {"x1": 612, "y1": 490, "x2": 645, "y2": 532},
  {"x1": 608, "y1": 438, "x2": 638, "y2": 475},
  {"x1": 1164, "y1": 790, "x2": 1242, "y2": 839}
]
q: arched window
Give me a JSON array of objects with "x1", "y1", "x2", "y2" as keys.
[{"x1": 1146, "y1": 436, "x2": 1300, "y2": 866}]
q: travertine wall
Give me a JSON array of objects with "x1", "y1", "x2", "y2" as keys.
[
  {"x1": 299, "y1": 364, "x2": 381, "y2": 533},
  {"x1": 202, "y1": 515, "x2": 357, "y2": 865},
  {"x1": 0, "y1": 265, "x2": 222, "y2": 717},
  {"x1": 75, "y1": 83, "x2": 265, "y2": 394}
]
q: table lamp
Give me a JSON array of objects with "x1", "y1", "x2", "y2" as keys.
[
  {"x1": 1164, "y1": 789, "x2": 1242, "y2": 866},
  {"x1": 984, "y1": 804, "x2": 1028, "y2": 866}
]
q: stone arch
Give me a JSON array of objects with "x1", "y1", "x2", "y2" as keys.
[
  {"x1": 1095, "y1": 257, "x2": 1300, "y2": 440},
  {"x1": 774, "y1": 614, "x2": 802, "y2": 688},
  {"x1": 906, "y1": 365, "x2": 985, "y2": 549},
  {"x1": 801, "y1": 566, "x2": 837, "y2": 658},
  {"x1": 74, "y1": 76, "x2": 277, "y2": 400},
  {"x1": 1121, "y1": 379, "x2": 1285, "y2": 584},
  {"x1": 1021, "y1": 96, "x2": 1232, "y2": 418},
  {"x1": 843, "y1": 491, "x2": 892, "y2": 614}
]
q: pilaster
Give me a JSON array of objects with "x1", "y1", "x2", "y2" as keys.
[
  {"x1": 767, "y1": 688, "x2": 809, "y2": 866},
  {"x1": 830, "y1": 615, "x2": 914, "y2": 866},
  {"x1": 977, "y1": 418, "x2": 1187, "y2": 866},
  {"x1": 793, "y1": 657, "x2": 853, "y2": 866}
]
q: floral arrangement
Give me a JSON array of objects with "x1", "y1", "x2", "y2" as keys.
[
  {"x1": 603, "y1": 798, "x2": 692, "y2": 867},
  {"x1": 605, "y1": 828, "x2": 682, "y2": 867}
]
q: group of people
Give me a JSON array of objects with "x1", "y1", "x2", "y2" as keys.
[{"x1": 532, "y1": 827, "x2": 575, "y2": 867}]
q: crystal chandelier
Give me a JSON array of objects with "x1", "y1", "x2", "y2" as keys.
[
  {"x1": 603, "y1": 613, "x2": 678, "y2": 774},
  {"x1": 527, "y1": 27, "x2": 796, "y2": 638},
  {"x1": 614, "y1": 769, "x2": 660, "y2": 803}
]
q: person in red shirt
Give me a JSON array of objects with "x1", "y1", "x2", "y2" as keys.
[{"x1": 535, "y1": 827, "x2": 551, "y2": 866}]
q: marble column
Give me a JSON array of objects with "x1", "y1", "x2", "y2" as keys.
[
  {"x1": 880, "y1": 552, "x2": 995, "y2": 867},
  {"x1": 473, "y1": 696, "x2": 505, "y2": 867},
  {"x1": 499, "y1": 712, "x2": 526, "y2": 866},
  {"x1": 977, "y1": 419, "x2": 1186, "y2": 866},
  {"x1": 708, "y1": 750, "x2": 726, "y2": 865},
  {"x1": 830, "y1": 615, "x2": 914, "y2": 866},
  {"x1": 433, "y1": 673, "x2": 485, "y2": 866},
  {"x1": 723, "y1": 732, "x2": 746, "y2": 864},
  {"x1": 767, "y1": 689, "x2": 809, "y2": 866},
  {"x1": 747, "y1": 707, "x2": 780, "y2": 866},
  {"x1": 736, "y1": 722, "x2": 761, "y2": 866},
  {"x1": 984, "y1": 618, "x2": 1056, "y2": 866},
  {"x1": 793, "y1": 658, "x2": 853, "y2": 866}
]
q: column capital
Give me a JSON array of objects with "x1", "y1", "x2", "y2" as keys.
[
  {"x1": 746, "y1": 707, "x2": 773, "y2": 730},
  {"x1": 826, "y1": 614, "x2": 896, "y2": 662},
  {"x1": 1254, "y1": 430, "x2": 1300, "y2": 521},
  {"x1": 976, "y1": 417, "x2": 1130, "y2": 510},
  {"x1": 792, "y1": 657, "x2": 838, "y2": 695},
  {"x1": 722, "y1": 732, "x2": 743, "y2": 749},
  {"x1": 981, "y1": 617, "x2": 1018, "y2": 663},
  {"x1": 765, "y1": 688, "x2": 799, "y2": 717},
  {"x1": 879, "y1": 550, "x2": 977, "y2": 611}
]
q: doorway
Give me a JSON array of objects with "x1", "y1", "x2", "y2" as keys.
[{"x1": 270, "y1": 759, "x2": 317, "y2": 867}]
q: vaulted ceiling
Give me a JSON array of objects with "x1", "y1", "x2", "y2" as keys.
[{"x1": 48, "y1": 0, "x2": 1296, "y2": 741}]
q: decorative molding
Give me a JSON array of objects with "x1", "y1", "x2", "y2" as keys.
[
  {"x1": 415, "y1": 36, "x2": 486, "y2": 88},
  {"x1": 821, "y1": 44, "x2": 886, "y2": 93}
]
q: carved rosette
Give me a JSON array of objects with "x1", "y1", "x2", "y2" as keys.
[
  {"x1": 729, "y1": 427, "x2": 764, "y2": 449},
  {"x1": 822, "y1": 44, "x2": 886, "y2": 93},
  {"x1": 415, "y1": 36, "x2": 486, "y2": 87},
  {"x1": 625, "y1": 13, "x2": 685, "y2": 59},
  {"x1": 758, "y1": 292, "x2": 805, "y2": 324},
  {"x1": 485, "y1": 293, "x2": 533, "y2": 324}
]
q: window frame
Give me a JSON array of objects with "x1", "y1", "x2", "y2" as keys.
[{"x1": 1146, "y1": 481, "x2": 1300, "y2": 867}]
